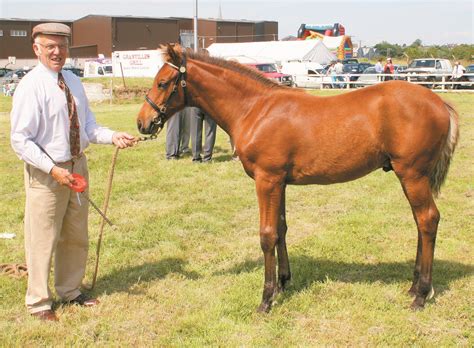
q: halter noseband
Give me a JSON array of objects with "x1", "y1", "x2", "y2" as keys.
[{"x1": 144, "y1": 55, "x2": 188, "y2": 135}]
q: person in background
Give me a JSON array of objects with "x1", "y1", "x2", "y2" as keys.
[
  {"x1": 165, "y1": 110, "x2": 184, "y2": 160},
  {"x1": 180, "y1": 108, "x2": 191, "y2": 155},
  {"x1": 10, "y1": 23, "x2": 135, "y2": 322},
  {"x1": 334, "y1": 59, "x2": 344, "y2": 88},
  {"x1": 451, "y1": 61, "x2": 466, "y2": 90},
  {"x1": 190, "y1": 107, "x2": 217, "y2": 163},
  {"x1": 166, "y1": 107, "x2": 194, "y2": 160},
  {"x1": 326, "y1": 61, "x2": 337, "y2": 88},
  {"x1": 383, "y1": 57, "x2": 395, "y2": 81},
  {"x1": 374, "y1": 58, "x2": 383, "y2": 82}
]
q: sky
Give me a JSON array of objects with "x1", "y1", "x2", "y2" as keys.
[{"x1": 1, "y1": 0, "x2": 472, "y2": 46}]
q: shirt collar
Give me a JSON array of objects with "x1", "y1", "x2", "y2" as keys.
[{"x1": 36, "y1": 61, "x2": 61, "y2": 79}]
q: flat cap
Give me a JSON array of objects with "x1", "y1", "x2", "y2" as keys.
[{"x1": 32, "y1": 22, "x2": 71, "y2": 39}]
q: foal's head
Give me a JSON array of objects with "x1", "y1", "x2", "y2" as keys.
[{"x1": 137, "y1": 44, "x2": 188, "y2": 135}]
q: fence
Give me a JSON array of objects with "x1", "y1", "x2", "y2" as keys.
[{"x1": 295, "y1": 72, "x2": 474, "y2": 91}]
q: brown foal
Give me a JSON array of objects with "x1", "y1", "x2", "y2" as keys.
[{"x1": 137, "y1": 44, "x2": 459, "y2": 312}]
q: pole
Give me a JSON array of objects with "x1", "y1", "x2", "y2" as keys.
[{"x1": 193, "y1": 0, "x2": 198, "y2": 52}]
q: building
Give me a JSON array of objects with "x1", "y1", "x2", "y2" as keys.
[
  {"x1": 0, "y1": 18, "x2": 73, "y2": 59},
  {"x1": 0, "y1": 15, "x2": 278, "y2": 60}
]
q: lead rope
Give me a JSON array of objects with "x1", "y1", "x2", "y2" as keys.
[{"x1": 83, "y1": 130, "x2": 162, "y2": 290}]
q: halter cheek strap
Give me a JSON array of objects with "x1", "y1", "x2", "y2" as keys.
[{"x1": 144, "y1": 54, "x2": 188, "y2": 134}]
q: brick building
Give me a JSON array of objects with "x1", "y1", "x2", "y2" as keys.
[{"x1": 0, "y1": 15, "x2": 278, "y2": 59}]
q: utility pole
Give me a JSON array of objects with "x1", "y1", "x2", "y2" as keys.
[{"x1": 193, "y1": 0, "x2": 198, "y2": 52}]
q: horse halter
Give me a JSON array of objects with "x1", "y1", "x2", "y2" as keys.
[{"x1": 144, "y1": 54, "x2": 188, "y2": 135}]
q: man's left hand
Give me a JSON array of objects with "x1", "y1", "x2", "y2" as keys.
[{"x1": 112, "y1": 132, "x2": 135, "y2": 149}]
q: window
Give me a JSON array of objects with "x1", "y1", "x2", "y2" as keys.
[
  {"x1": 0, "y1": 30, "x2": 3, "y2": 36},
  {"x1": 10, "y1": 30, "x2": 27, "y2": 37}
]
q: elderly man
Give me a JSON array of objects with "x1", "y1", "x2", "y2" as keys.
[{"x1": 10, "y1": 23, "x2": 135, "y2": 321}]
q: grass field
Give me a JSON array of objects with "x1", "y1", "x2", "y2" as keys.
[{"x1": 0, "y1": 90, "x2": 473, "y2": 346}]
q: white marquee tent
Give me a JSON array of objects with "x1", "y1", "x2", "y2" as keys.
[{"x1": 207, "y1": 40, "x2": 336, "y2": 65}]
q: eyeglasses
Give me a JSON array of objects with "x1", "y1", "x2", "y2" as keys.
[{"x1": 35, "y1": 43, "x2": 68, "y2": 52}]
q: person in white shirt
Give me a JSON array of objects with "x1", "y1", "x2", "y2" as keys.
[
  {"x1": 334, "y1": 60, "x2": 344, "y2": 88},
  {"x1": 451, "y1": 61, "x2": 466, "y2": 90},
  {"x1": 10, "y1": 23, "x2": 135, "y2": 321},
  {"x1": 374, "y1": 58, "x2": 383, "y2": 82}
]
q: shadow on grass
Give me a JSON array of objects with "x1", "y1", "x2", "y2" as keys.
[
  {"x1": 93, "y1": 257, "x2": 201, "y2": 295},
  {"x1": 214, "y1": 255, "x2": 474, "y2": 297}
]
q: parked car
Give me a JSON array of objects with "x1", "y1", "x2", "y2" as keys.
[
  {"x1": 462, "y1": 64, "x2": 474, "y2": 88},
  {"x1": 355, "y1": 65, "x2": 406, "y2": 87},
  {"x1": 342, "y1": 58, "x2": 358, "y2": 64},
  {"x1": 0, "y1": 67, "x2": 32, "y2": 85},
  {"x1": 343, "y1": 63, "x2": 374, "y2": 87},
  {"x1": 355, "y1": 66, "x2": 378, "y2": 87},
  {"x1": 0, "y1": 67, "x2": 12, "y2": 77},
  {"x1": 63, "y1": 66, "x2": 84, "y2": 77},
  {"x1": 404, "y1": 58, "x2": 452, "y2": 88},
  {"x1": 245, "y1": 63, "x2": 293, "y2": 86}
]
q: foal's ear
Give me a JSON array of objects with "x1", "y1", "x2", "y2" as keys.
[{"x1": 166, "y1": 43, "x2": 183, "y2": 66}]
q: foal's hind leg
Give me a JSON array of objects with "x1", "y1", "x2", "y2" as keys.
[
  {"x1": 276, "y1": 185, "x2": 291, "y2": 293},
  {"x1": 397, "y1": 174, "x2": 440, "y2": 310}
]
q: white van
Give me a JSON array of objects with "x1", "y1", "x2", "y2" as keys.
[
  {"x1": 83, "y1": 61, "x2": 113, "y2": 78},
  {"x1": 281, "y1": 61, "x2": 332, "y2": 88}
]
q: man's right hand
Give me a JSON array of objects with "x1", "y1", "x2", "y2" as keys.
[{"x1": 50, "y1": 166, "x2": 75, "y2": 186}]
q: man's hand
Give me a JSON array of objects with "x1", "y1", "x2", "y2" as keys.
[
  {"x1": 112, "y1": 132, "x2": 135, "y2": 149},
  {"x1": 50, "y1": 166, "x2": 75, "y2": 186}
]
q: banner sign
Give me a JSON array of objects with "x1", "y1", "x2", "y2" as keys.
[{"x1": 112, "y1": 50, "x2": 164, "y2": 77}]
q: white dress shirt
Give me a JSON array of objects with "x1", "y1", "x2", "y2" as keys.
[
  {"x1": 452, "y1": 64, "x2": 465, "y2": 79},
  {"x1": 10, "y1": 62, "x2": 115, "y2": 174}
]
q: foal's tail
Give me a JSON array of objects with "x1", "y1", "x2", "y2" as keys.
[{"x1": 430, "y1": 102, "x2": 460, "y2": 197}]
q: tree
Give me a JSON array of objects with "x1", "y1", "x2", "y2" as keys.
[{"x1": 410, "y1": 39, "x2": 423, "y2": 47}]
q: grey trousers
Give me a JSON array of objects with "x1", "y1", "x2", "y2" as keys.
[
  {"x1": 180, "y1": 109, "x2": 191, "y2": 152},
  {"x1": 166, "y1": 109, "x2": 192, "y2": 159},
  {"x1": 190, "y1": 107, "x2": 217, "y2": 162}
]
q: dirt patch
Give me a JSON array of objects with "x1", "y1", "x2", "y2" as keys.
[{"x1": 113, "y1": 86, "x2": 149, "y2": 99}]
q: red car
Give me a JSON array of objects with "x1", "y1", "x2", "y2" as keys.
[{"x1": 246, "y1": 63, "x2": 293, "y2": 86}]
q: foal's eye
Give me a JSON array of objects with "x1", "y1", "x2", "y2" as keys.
[{"x1": 158, "y1": 81, "x2": 168, "y2": 89}]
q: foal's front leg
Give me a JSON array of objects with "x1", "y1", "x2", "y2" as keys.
[{"x1": 256, "y1": 177, "x2": 283, "y2": 313}]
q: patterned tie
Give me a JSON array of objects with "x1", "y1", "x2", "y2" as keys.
[{"x1": 58, "y1": 72, "x2": 80, "y2": 157}]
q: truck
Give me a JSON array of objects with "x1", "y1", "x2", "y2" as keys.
[
  {"x1": 280, "y1": 61, "x2": 334, "y2": 88},
  {"x1": 404, "y1": 58, "x2": 452, "y2": 88}
]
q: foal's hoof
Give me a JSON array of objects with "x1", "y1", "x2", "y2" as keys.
[
  {"x1": 410, "y1": 297, "x2": 425, "y2": 311},
  {"x1": 409, "y1": 286, "x2": 434, "y2": 310},
  {"x1": 257, "y1": 302, "x2": 272, "y2": 313}
]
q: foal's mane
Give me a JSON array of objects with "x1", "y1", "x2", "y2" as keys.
[{"x1": 162, "y1": 44, "x2": 286, "y2": 89}]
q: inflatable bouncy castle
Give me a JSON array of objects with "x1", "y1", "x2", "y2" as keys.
[{"x1": 297, "y1": 23, "x2": 353, "y2": 60}]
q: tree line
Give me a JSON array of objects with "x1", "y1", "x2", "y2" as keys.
[{"x1": 373, "y1": 39, "x2": 473, "y2": 61}]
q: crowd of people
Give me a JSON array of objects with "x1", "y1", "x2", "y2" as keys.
[{"x1": 326, "y1": 57, "x2": 397, "y2": 87}]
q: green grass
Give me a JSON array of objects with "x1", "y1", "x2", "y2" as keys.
[{"x1": 0, "y1": 91, "x2": 473, "y2": 346}]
